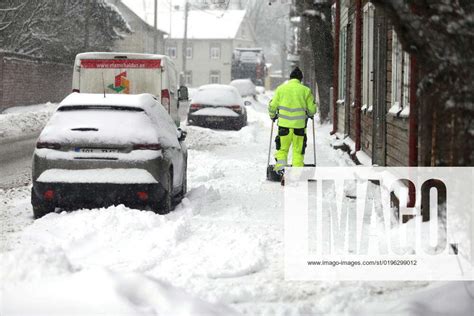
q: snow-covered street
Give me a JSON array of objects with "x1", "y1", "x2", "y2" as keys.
[{"x1": 0, "y1": 99, "x2": 442, "y2": 315}]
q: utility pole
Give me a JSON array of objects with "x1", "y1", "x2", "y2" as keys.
[
  {"x1": 84, "y1": 0, "x2": 91, "y2": 50},
  {"x1": 281, "y1": 22, "x2": 287, "y2": 77},
  {"x1": 153, "y1": 0, "x2": 158, "y2": 53},
  {"x1": 181, "y1": 0, "x2": 190, "y2": 84}
]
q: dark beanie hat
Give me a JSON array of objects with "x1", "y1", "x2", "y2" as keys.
[{"x1": 289, "y1": 67, "x2": 303, "y2": 81}]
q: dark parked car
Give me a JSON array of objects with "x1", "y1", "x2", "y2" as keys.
[
  {"x1": 187, "y1": 84, "x2": 247, "y2": 130},
  {"x1": 31, "y1": 93, "x2": 187, "y2": 218}
]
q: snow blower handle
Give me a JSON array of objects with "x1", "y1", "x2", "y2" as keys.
[
  {"x1": 267, "y1": 119, "x2": 275, "y2": 167},
  {"x1": 311, "y1": 116, "x2": 316, "y2": 166}
]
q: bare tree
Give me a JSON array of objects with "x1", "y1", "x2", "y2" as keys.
[
  {"x1": 0, "y1": 0, "x2": 131, "y2": 61},
  {"x1": 295, "y1": 0, "x2": 333, "y2": 121}
]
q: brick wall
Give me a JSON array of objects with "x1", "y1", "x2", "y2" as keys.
[{"x1": 0, "y1": 52, "x2": 73, "y2": 111}]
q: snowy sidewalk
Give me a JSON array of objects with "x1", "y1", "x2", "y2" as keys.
[{"x1": 0, "y1": 99, "x2": 458, "y2": 315}]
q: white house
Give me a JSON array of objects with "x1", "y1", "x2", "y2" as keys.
[
  {"x1": 109, "y1": 0, "x2": 167, "y2": 54},
  {"x1": 163, "y1": 9, "x2": 257, "y2": 87}
]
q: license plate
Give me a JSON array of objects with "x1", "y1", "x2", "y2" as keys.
[
  {"x1": 75, "y1": 148, "x2": 118, "y2": 153},
  {"x1": 206, "y1": 117, "x2": 224, "y2": 122}
]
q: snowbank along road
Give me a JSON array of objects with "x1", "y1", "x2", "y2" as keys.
[{"x1": 0, "y1": 96, "x2": 455, "y2": 315}]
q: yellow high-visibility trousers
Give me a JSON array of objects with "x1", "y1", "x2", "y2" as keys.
[{"x1": 274, "y1": 127, "x2": 307, "y2": 171}]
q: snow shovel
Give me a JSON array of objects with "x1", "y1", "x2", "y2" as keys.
[
  {"x1": 266, "y1": 120, "x2": 283, "y2": 182},
  {"x1": 266, "y1": 118, "x2": 317, "y2": 182}
]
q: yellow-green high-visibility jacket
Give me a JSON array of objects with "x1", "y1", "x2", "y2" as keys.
[{"x1": 269, "y1": 79, "x2": 317, "y2": 129}]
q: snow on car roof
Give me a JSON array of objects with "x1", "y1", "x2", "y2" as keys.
[
  {"x1": 198, "y1": 84, "x2": 238, "y2": 91},
  {"x1": 75, "y1": 52, "x2": 168, "y2": 60},
  {"x1": 191, "y1": 85, "x2": 243, "y2": 106},
  {"x1": 59, "y1": 93, "x2": 157, "y2": 110},
  {"x1": 52, "y1": 93, "x2": 180, "y2": 149},
  {"x1": 230, "y1": 79, "x2": 257, "y2": 97}
]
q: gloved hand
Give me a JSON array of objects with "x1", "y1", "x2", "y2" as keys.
[{"x1": 271, "y1": 116, "x2": 278, "y2": 122}]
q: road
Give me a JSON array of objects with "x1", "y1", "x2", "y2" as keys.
[{"x1": 0, "y1": 133, "x2": 39, "y2": 189}]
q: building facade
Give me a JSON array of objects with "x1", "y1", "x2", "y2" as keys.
[
  {"x1": 331, "y1": 0, "x2": 416, "y2": 166},
  {"x1": 164, "y1": 10, "x2": 257, "y2": 87}
]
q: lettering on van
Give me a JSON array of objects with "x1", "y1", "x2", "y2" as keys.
[
  {"x1": 80, "y1": 59, "x2": 162, "y2": 69},
  {"x1": 108, "y1": 71, "x2": 129, "y2": 94}
]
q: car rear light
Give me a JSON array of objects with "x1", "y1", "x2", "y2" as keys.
[
  {"x1": 231, "y1": 105, "x2": 242, "y2": 113},
  {"x1": 161, "y1": 89, "x2": 170, "y2": 113},
  {"x1": 137, "y1": 191, "x2": 149, "y2": 201},
  {"x1": 72, "y1": 89, "x2": 80, "y2": 93},
  {"x1": 133, "y1": 144, "x2": 162, "y2": 150},
  {"x1": 36, "y1": 142, "x2": 61, "y2": 150},
  {"x1": 43, "y1": 189, "x2": 55, "y2": 201},
  {"x1": 190, "y1": 104, "x2": 202, "y2": 111}
]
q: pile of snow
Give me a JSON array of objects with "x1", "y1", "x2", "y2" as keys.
[
  {"x1": 206, "y1": 234, "x2": 267, "y2": 279},
  {"x1": 2, "y1": 268, "x2": 236, "y2": 316},
  {"x1": 185, "y1": 107, "x2": 264, "y2": 150},
  {"x1": 230, "y1": 79, "x2": 257, "y2": 97},
  {"x1": 0, "y1": 202, "x2": 238, "y2": 315},
  {"x1": 191, "y1": 84, "x2": 243, "y2": 106},
  {"x1": 0, "y1": 102, "x2": 57, "y2": 140},
  {"x1": 353, "y1": 282, "x2": 474, "y2": 316}
]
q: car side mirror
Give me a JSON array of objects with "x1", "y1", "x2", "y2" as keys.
[
  {"x1": 178, "y1": 86, "x2": 189, "y2": 101},
  {"x1": 244, "y1": 100, "x2": 252, "y2": 106},
  {"x1": 177, "y1": 128, "x2": 187, "y2": 142}
]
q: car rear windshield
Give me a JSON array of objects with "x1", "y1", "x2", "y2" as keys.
[{"x1": 57, "y1": 105, "x2": 144, "y2": 112}]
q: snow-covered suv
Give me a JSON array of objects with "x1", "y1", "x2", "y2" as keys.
[{"x1": 31, "y1": 93, "x2": 187, "y2": 218}]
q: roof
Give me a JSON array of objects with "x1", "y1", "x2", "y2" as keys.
[
  {"x1": 74, "y1": 52, "x2": 174, "y2": 67},
  {"x1": 162, "y1": 10, "x2": 247, "y2": 39},
  {"x1": 111, "y1": 0, "x2": 167, "y2": 34},
  {"x1": 75, "y1": 52, "x2": 168, "y2": 60},
  {"x1": 119, "y1": 0, "x2": 247, "y2": 40}
]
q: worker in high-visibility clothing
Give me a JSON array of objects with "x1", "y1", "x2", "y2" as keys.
[{"x1": 269, "y1": 67, "x2": 317, "y2": 174}]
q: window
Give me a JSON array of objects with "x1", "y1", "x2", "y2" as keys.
[
  {"x1": 167, "y1": 45, "x2": 177, "y2": 59},
  {"x1": 362, "y1": 3, "x2": 374, "y2": 112},
  {"x1": 185, "y1": 71, "x2": 192, "y2": 86},
  {"x1": 210, "y1": 70, "x2": 220, "y2": 84},
  {"x1": 210, "y1": 44, "x2": 221, "y2": 60},
  {"x1": 390, "y1": 31, "x2": 411, "y2": 116},
  {"x1": 402, "y1": 52, "x2": 410, "y2": 110},
  {"x1": 186, "y1": 46, "x2": 193, "y2": 59},
  {"x1": 338, "y1": 27, "x2": 347, "y2": 101}
]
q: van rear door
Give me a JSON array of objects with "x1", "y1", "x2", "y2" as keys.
[{"x1": 79, "y1": 59, "x2": 162, "y2": 96}]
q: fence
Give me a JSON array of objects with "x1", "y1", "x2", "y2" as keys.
[{"x1": 0, "y1": 52, "x2": 73, "y2": 111}]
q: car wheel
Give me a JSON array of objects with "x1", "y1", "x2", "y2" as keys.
[
  {"x1": 157, "y1": 169, "x2": 173, "y2": 215},
  {"x1": 31, "y1": 189, "x2": 54, "y2": 219},
  {"x1": 181, "y1": 164, "x2": 187, "y2": 197}
]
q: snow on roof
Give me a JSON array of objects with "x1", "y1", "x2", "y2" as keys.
[
  {"x1": 119, "y1": 0, "x2": 246, "y2": 39},
  {"x1": 164, "y1": 10, "x2": 246, "y2": 39}
]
